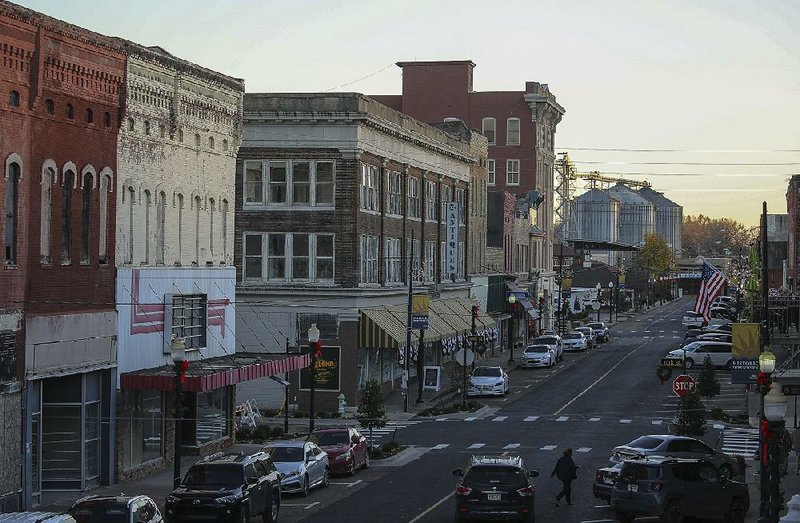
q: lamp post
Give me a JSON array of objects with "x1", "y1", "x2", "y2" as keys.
[
  {"x1": 595, "y1": 283, "x2": 602, "y2": 322},
  {"x1": 608, "y1": 282, "x2": 614, "y2": 323},
  {"x1": 308, "y1": 323, "x2": 320, "y2": 433},
  {"x1": 507, "y1": 294, "x2": 516, "y2": 364},
  {"x1": 764, "y1": 381, "x2": 788, "y2": 522},
  {"x1": 758, "y1": 349, "x2": 777, "y2": 522},
  {"x1": 171, "y1": 336, "x2": 186, "y2": 489}
]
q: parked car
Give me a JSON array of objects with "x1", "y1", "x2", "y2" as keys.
[
  {"x1": 468, "y1": 366, "x2": 509, "y2": 397},
  {"x1": 70, "y1": 495, "x2": 163, "y2": 523},
  {"x1": 711, "y1": 307, "x2": 736, "y2": 321},
  {"x1": 562, "y1": 332, "x2": 588, "y2": 351},
  {"x1": 263, "y1": 440, "x2": 329, "y2": 496},
  {"x1": 521, "y1": 344, "x2": 556, "y2": 368},
  {"x1": 610, "y1": 434, "x2": 742, "y2": 479},
  {"x1": 588, "y1": 321, "x2": 610, "y2": 343},
  {"x1": 310, "y1": 427, "x2": 369, "y2": 476},
  {"x1": 682, "y1": 311, "x2": 704, "y2": 327},
  {"x1": 0, "y1": 514, "x2": 76, "y2": 523},
  {"x1": 575, "y1": 326, "x2": 597, "y2": 348},
  {"x1": 165, "y1": 451, "x2": 281, "y2": 523},
  {"x1": 531, "y1": 335, "x2": 563, "y2": 361},
  {"x1": 452, "y1": 455, "x2": 539, "y2": 522},
  {"x1": 593, "y1": 462, "x2": 624, "y2": 504},
  {"x1": 713, "y1": 296, "x2": 737, "y2": 308},
  {"x1": 679, "y1": 332, "x2": 732, "y2": 348},
  {"x1": 664, "y1": 341, "x2": 733, "y2": 369},
  {"x1": 610, "y1": 457, "x2": 749, "y2": 523}
]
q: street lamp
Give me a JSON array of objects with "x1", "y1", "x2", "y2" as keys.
[
  {"x1": 507, "y1": 294, "x2": 516, "y2": 364},
  {"x1": 595, "y1": 283, "x2": 602, "y2": 322},
  {"x1": 171, "y1": 335, "x2": 187, "y2": 489},
  {"x1": 608, "y1": 282, "x2": 614, "y2": 322},
  {"x1": 308, "y1": 323, "x2": 320, "y2": 433},
  {"x1": 758, "y1": 349, "x2": 780, "y2": 522}
]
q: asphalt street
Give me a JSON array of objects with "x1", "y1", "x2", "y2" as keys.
[{"x1": 275, "y1": 297, "x2": 743, "y2": 523}]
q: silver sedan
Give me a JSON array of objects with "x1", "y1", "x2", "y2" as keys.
[{"x1": 263, "y1": 440, "x2": 329, "y2": 496}]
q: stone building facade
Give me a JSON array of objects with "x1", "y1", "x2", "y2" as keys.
[{"x1": 0, "y1": 0, "x2": 125, "y2": 508}]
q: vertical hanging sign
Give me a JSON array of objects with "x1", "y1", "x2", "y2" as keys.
[{"x1": 446, "y1": 202, "x2": 460, "y2": 279}]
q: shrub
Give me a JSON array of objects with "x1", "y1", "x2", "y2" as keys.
[
  {"x1": 236, "y1": 427, "x2": 252, "y2": 441},
  {"x1": 270, "y1": 426, "x2": 284, "y2": 438},
  {"x1": 381, "y1": 440, "x2": 400, "y2": 453}
]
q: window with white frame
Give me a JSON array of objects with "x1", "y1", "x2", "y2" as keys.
[
  {"x1": 386, "y1": 171, "x2": 402, "y2": 215},
  {"x1": 243, "y1": 232, "x2": 335, "y2": 282},
  {"x1": 440, "y1": 185, "x2": 452, "y2": 223},
  {"x1": 407, "y1": 177, "x2": 420, "y2": 219},
  {"x1": 361, "y1": 164, "x2": 378, "y2": 211},
  {"x1": 458, "y1": 241, "x2": 465, "y2": 279},
  {"x1": 506, "y1": 118, "x2": 520, "y2": 146},
  {"x1": 487, "y1": 159, "x2": 495, "y2": 185},
  {"x1": 360, "y1": 235, "x2": 379, "y2": 284},
  {"x1": 424, "y1": 241, "x2": 436, "y2": 282},
  {"x1": 292, "y1": 162, "x2": 311, "y2": 205},
  {"x1": 244, "y1": 160, "x2": 334, "y2": 207},
  {"x1": 172, "y1": 295, "x2": 206, "y2": 349},
  {"x1": 315, "y1": 161, "x2": 335, "y2": 206},
  {"x1": 482, "y1": 117, "x2": 496, "y2": 145},
  {"x1": 268, "y1": 161, "x2": 288, "y2": 204},
  {"x1": 456, "y1": 188, "x2": 466, "y2": 224},
  {"x1": 386, "y1": 237, "x2": 402, "y2": 283},
  {"x1": 424, "y1": 180, "x2": 437, "y2": 221},
  {"x1": 506, "y1": 159, "x2": 520, "y2": 185},
  {"x1": 244, "y1": 161, "x2": 263, "y2": 204},
  {"x1": 406, "y1": 238, "x2": 420, "y2": 280}
]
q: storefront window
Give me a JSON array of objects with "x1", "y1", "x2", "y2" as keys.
[
  {"x1": 123, "y1": 390, "x2": 163, "y2": 470},
  {"x1": 196, "y1": 388, "x2": 229, "y2": 445}
]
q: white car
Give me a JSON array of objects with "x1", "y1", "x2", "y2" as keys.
[
  {"x1": 521, "y1": 344, "x2": 556, "y2": 368},
  {"x1": 664, "y1": 341, "x2": 733, "y2": 369},
  {"x1": 532, "y1": 335, "x2": 563, "y2": 361},
  {"x1": 263, "y1": 440, "x2": 329, "y2": 496},
  {"x1": 682, "y1": 311, "x2": 705, "y2": 327},
  {"x1": 562, "y1": 331, "x2": 588, "y2": 351},
  {"x1": 467, "y1": 366, "x2": 509, "y2": 397}
]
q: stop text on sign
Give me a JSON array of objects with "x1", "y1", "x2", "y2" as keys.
[{"x1": 672, "y1": 374, "x2": 696, "y2": 398}]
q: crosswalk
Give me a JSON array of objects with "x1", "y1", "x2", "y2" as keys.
[
  {"x1": 721, "y1": 427, "x2": 760, "y2": 457},
  {"x1": 428, "y1": 442, "x2": 589, "y2": 453},
  {"x1": 362, "y1": 420, "x2": 423, "y2": 445}
]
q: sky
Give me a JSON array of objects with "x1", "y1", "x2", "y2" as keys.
[{"x1": 16, "y1": 0, "x2": 800, "y2": 226}]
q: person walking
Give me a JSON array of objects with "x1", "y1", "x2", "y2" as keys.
[
  {"x1": 551, "y1": 448, "x2": 578, "y2": 506},
  {"x1": 792, "y1": 427, "x2": 800, "y2": 475},
  {"x1": 780, "y1": 426, "x2": 792, "y2": 477}
]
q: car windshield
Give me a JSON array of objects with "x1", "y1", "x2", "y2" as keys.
[
  {"x1": 535, "y1": 337, "x2": 558, "y2": 344},
  {"x1": 525, "y1": 346, "x2": 550, "y2": 354},
  {"x1": 473, "y1": 368, "x2": 501, "y2": 377},
  {"x1": 264, "y1": 446, "x2": 305, "y2": 463},
  {"x1": 588, "y1": 323, "x2": 603, "y2": 329},
  {"x1": 183, "y1": 464, "x2": 244, "y2": 488},
  {"x1": 463, "y1": 466, "x2": 527, "y2": 489},
  {"x1": 564, "y1": 333, "x2": 582, "y2": 340},
  {"x1": 626, "y1": 436, "x2": 664, "y2": 450},
  {"x1": 314, "y1": 431, "x2": 349, "y2": 446},
  {"x1": 69, "y1": 502, "x2": 128, "y2": 523}
]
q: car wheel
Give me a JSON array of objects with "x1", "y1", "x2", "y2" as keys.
[
  {"x1": 262, "y1": 495, "x2": 279, "y2": 523},
  {"x1": 239, "y1": 505, "x2": 250, "y2": 523},
  {"x1": 349, "y1": 460, "x2": 357, "y2": 476},
  {"x1": 661, "y1": 501, "x2": 684, "y2": 523},
  {"x1": 724, "y1": 497, "x2": 746, "y2": 523},
  {"x1": 615, "y1": 512, "x2": 634, "y2": 523},
  {"x1": 322, "y1": 467, "x2": 329, "y2": 487},
  {"x1": 684, "y1": 358, "x2": 695, "y2": 369},
  {"x1": 301, "y1": 474, "x2": 310, "y2": 497},
  {"x1": 719, "y1": 463, "x2": 734, "y2": 479},
  {"x1": 363, "y1": 453, "x2": 370, "y2": 469}
]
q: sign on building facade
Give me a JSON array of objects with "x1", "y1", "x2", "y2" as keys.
[{"x1": 445, "y1": 202, "x2": 460, "y2": 279}]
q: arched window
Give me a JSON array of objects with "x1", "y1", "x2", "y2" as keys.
[
  {"x1": 222, "y1": 139, "x2": 228, "y2": 152},
  {"x1": 178, "y1": 129, "x2": 184, "y2": 143},
  {"x1": 156, "y1": 191, "x2": 166, "y2": 265},
  {"x1": 66, "y1": 103, "x2": 74, "y2": 120},
  {"x1": 85, "y1": 108, "x2": 94, "y2": 124},
  {"x1": 4, "y1": 162, "x2": 20, "y2": 264},
  {"x1": 99, "y1": 172, "x2": 111, "y2": 264},
  {"x1": 221, "y1": 199, "x2": 229, "y2": 261},
  {"x1": 103, "y1": 112, "x2": 111, "y2": 128},
  {"x1": 194, "y1": 196, "x2": 202, "y2": 263},
  {"x1": 194, "y1": 134, "x2": 201, "y2": 147},
  {"x1": 127, "y1": 117, "x2": 134, "y2": 131},
  {"x1": 143, "y1": 190, "x2": 151, "y2": 263},
  {"x1": 209, "y1": 198, "x2": 215, "y2": 255},
  {"x1": 81, "y1": 172, "x2": 92, "y2": 262},
  {"x1": 45, "y1": 99, "x2": 54, "y2": 115},
  {"x1": 208, "y1": 136, "x2": 215, "y2": 149},
  {"x1": 127, "y1": 187, "x2": 135, "y2": 264},
  {"x1": 8, "y1": 91, "x2": 20, "y2": 107},
  {"x1": 40, "y1": 166, "x2": 54, "y2": 263},
  {"x1": 176, "y1": 193, "x2": 184, "y2": 264},
  {"x1": 144, "y1": 121, "x2": 150, "y2": 135},
  {"x1": 62, "y1": 170, "x2": 75, "y2": 264}
]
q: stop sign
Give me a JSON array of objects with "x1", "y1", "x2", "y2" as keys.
[{"x1": 673, "y1": 374, "x2": 696, "y2": 397}]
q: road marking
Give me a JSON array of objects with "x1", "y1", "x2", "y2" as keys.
[
  {"x1": 644, "y1": 330, "x2": 651, "y2": 333},
  {"x1": 305, "y1": 502, "x2": 320, "y2": 509},
  {"x1": 554, "y1": 337, "x2": 652, "y2": 415},
  {"x1": 556, "y1": 416, "x2": 569, "y2": 422},
  {"x1": 576, "y1": 447, "x2": 592, "y2": 453},
  {"x1": 345, "y1": 480, "x2": 363, "y2": 488},
  {"x1": 659, "y1": 330, "x2": 665, "y2": 333},
  {"x1": 524, "y1": 384, "x2": 532, "y2": 388},
  {"x1": 524, "y1": 416, "x2": 539, "y2": 422},
  {"x1": 469, "y1": 443, "x2": 485, "y2": 449},
  {"x1": 432, "y1": 444, "x2": 449, "y2": 450},
  {"x1": 410, "y1": 492, "x2": 456, "y2": 523},
  {"x1": 504, "y1": 443, "x2": 521, "y2": 449},
  {"x1": 620, "y1": 419, "x2": 632, "y2": 423},
  {"x1": 652, "y1": 420, "x2": 663, "y2": 425},
  {"x1": 281, "y1": 503, "x2": 319, "y2": 508},
  {"x1": 493, "y1": 416, "x2": 508, "y2": 422},
  {"x1": 540, "y1": 445, "x2": 557, "y2": 450},
  {"x1": 435, "y1": 418, "x2": 448, "y2": 422},
  {"x1": 464, "y1": 417, "x2": 477, "y2": 422},
  {"x1": 588, "y1": 417, "x2": 600, "y2": 422}
]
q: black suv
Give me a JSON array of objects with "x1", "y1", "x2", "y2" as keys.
[
  {"x1": 610, "y1": 456, "x2": 749, "y2": 523},
  {"x1": 452, "y1": 455, "x2": 539, "y2": 522},
  {"x1": 165, "y1": 451, "x2": 281, "y2": 523}
]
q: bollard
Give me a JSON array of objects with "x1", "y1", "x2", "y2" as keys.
[
  {"x1": 780, "y1": 494, "x2": 800, "y2": 522},
  {"x1": 338, "y1": 393, "x2": 346, "y2": 415}
]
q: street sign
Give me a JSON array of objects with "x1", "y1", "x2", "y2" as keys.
[
  {"x1": 468, "y1": 335, "x2": 483, "y2": 343},
  {"x1": 411, "y1": 314, "x2": 429, "y2": 330},
  {"x1": 661, "y1": 358, "x2": 683, "y2": 368},
  {"x1": 673, "y1": 374, "x2": 696, "y2": 397},
  {"x1": 453, "y1": 348, "x2": 475, "y2": 366}
]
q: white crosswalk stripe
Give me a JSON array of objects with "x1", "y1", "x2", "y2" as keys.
[
  {"x1": 589, "y1": 417, "x2": 600, "y2": 422},
  {"x1": 524, "y1": 416, "x2": 539, "y2": 422},
  {"x1": 464, "y1": 417, "x2": 477, "y2": 422},
  {"x1": 556, "y1": 416, "x2": 569, "y2": 422},
  {"x1": 722, "y1": 428, "x2": 759, "y2": 457},
  {"x1": 469, "y1": 443, "x2": 485, "y2": 449},
  {"x1": 493, "y1": 416, "x2": 508, "y2": 422},
  {"x1": 503, "y1": 443, "x2": 521, "y2": 449},
  {"x1": 576, "y1": 447, "x2": 592, "y2": 453},
  {"x1": 432, "y1": 444, "x2": 449, "y2": 450},
  {"x1": 541, "y1": 445, "x2": 558, "y2": 450},
  {"x1": 620, "y1": 419, "x2": 632, "y2": 424}
]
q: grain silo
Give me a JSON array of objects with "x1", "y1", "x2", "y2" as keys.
[
  {"x1": 608, "y1": 183, "x2": 655, "y2": 246},
  {"x1": 637, "y1": 187, "x2": 683, "y2": 255}
]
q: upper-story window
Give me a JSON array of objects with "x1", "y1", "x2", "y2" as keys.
[
  {"x1": 243, "y1": 232, "x2": 334, "y2": 282},
  {"x1": 386, "y1": 171, "x2": 402, "y2": 215},
  {"x1": 424, "y1": 180, "x2": 437, "y2": 222},
  {"x1": 487, "y1": 159, "x2": 496, "y2": 185},
  {"x1": 208, "y1": 137, "x2": 215, "y2": 149},
  {"x1": 222, "y1": 139, "x2": 229, "y2": 152},
  {"x1": 482, "y1": 117, "x2": 496, "y2": 145},
  {"x1": 244, "y1": 160, "x2": 335, "y2": 207},
  {"x1": 360, "y1": 235, "x2": 379, "y2": 284},
  {"x1": 104, "y1": 112, "x2": 111, "y2": 128},
  {"x1": 507, "y1": 118, "x2": 520, "y2": 146},
  {"x1": 66, "y1": 103, "x2": 74, "y2": 120},
  {"x1": 80, "y1": 172, "x2": 92, "y2": 263},
  {"x1": 360, "y1": 164, "x2": 378, "y2": 211},
  {"x1": 4, "y1": 162, "x2": 20, "y2": 264},
  {"x1": 506, "y1": 159, "x2": 520, "y2": 186},
  {"x1": 194, "y1": 134, "x2": 201, "y2": 147},
  {"x1": 455, "y1": 188, "x2": 466, "y2": 225},
  {"x1": 178, "y1": 129, "x2": 184, "y2": 142},
  {"x1": 144, "y1": 120, "x2": 150, "y2": 135},
  {"x1": 8, "y1": 91, "x2": 19, "y2": 107},
  {"x1": 126, "y1": 117, "x2": 134, "y2": 131},
  {"x1": 385, "y1": 237, "x2": 402, "y2": 284},
  {"x1": 407, "y1": 177, "x2": 420, "y2": 219},
  {"x1": 159, "y1": 124, "x2": 166, "y2": 138},
  {"x1": 440, "y1": 185, "x2": 452, "y2": 224},
  {"x1": 85, "y1": 108, "x2": 94, "y2": 124},
  {"x1": 45, "y1": 99, "x2": 55, "y2": 115},
  {"x1": 171, "y1": 295, "x2": 206, "y2": 350},
  {"x1": 62, "y1": 170, "x2": 75, "y2": 264}
]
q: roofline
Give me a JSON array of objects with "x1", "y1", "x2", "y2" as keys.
[{"x1": 396, "y1": 60, "x2": 476, "y2": 68}]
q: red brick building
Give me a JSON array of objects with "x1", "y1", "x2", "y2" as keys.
[
  {"x1": 787, "y1": 176, "x2": 800, "y2": 287},
  {"x1": 0, "y1": 1, "x2": 124, "y2": 508}
]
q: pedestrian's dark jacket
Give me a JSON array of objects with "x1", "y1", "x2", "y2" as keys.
[{"x1": 551, "y1": 455, "x2": 577, "y2": 482}]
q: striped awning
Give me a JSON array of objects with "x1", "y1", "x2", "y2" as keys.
[{"x1": 120, "y1": 352, "x2": 310, "y2": 392}]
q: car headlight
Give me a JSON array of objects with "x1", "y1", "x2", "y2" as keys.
[
  {"x1": 216, "y1": 494, "x2": 239, "y2": 505},
  {"x1": 165, "y1": 495, "x2": 178, "y2": 505},
  {"x1": 333, "y1": 452, "x2": 352, "y2": 462},
  {"x1": 284, "y1": 468, "x2": 302, "y2": 478}
]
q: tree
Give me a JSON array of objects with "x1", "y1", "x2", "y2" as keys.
[
  {"x1": 674, "y1": 391, "x2": 707, "y2": 436},
  {"x1": 696, "y1": 356, "x2": 721, "y2": 407},
  {"x1": 637, "y1": 233, "x2": 676, "y2": 277},
  {"x1": 682, "y1": 214, "x2": 754, "y2": 257},
  {"x1": 355, "y1": 379, "x2": 387, "y2": 448}
]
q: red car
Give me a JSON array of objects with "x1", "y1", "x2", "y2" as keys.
[{"x1": 311, "y1": 427, "x2": 369, "y2": 475}]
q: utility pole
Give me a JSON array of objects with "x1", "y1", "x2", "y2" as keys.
[
  {"x1": 557, "y1": 242, "x2": 564, "y2": 335},
  {"x1": 416, "y1": 327, "x2": 425, "y2": 405},
  {"x1": 759, "y1": 201, "x2": 771, "y2": 522},
  {"x1": 404, "y1": 230, "x2": 414, "y2": 413},
  {"x1": 468, "y1": 305, "x2": 478, "y2": 409},
  {"x1": 284, "y1": 338, "x2": 290, "y2": 434}
]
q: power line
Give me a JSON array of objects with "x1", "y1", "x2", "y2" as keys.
[
  {"x1": 560, "y1": 147, "x2": 800, "y2": 153},
  {"x1": 573, "y1": 161, "x2": 800, "y2": 166},
  {"x1": 323, "y1": 62, "x2": 396, "y2": 92}
]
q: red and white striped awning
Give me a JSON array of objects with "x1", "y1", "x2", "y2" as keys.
[{"x1": 120, "y1": 352, "x2": 311, "y2": 393}]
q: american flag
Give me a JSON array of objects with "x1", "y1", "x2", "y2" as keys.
[{"x1": 694, "y1": 260, "x2": 726, "y2": 321}]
